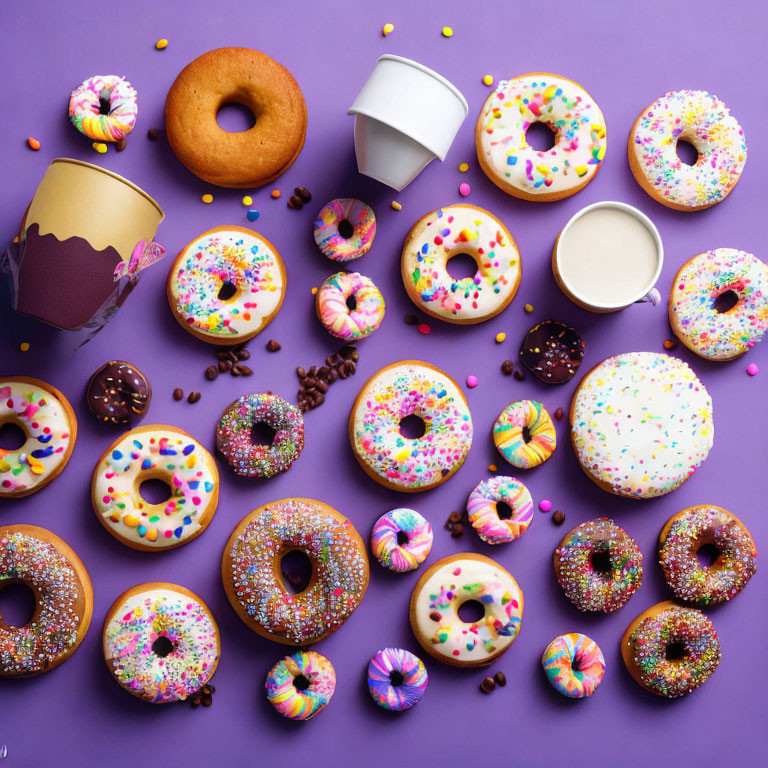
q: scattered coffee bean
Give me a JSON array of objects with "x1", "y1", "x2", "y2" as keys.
[
  {"x1": 205, "y1": 365, "x2": 219, "y2": 381},
  {"x1": 554, "y1": 407, "x2": 564, "y2": 421},
  {"x1": 501, "y1": 359, "x2": 515, "y2": 376},
  {"x1": 266, "y1": 340, "x2": 281, "y2": 352},
  {"x1": 147, "y1": 128, "x2": 161, "y2": 141},
  {"x1": 218, "y1": 360, "x2": 232, "y2": 373},
  {"x1": 513, "y1": 369, "x2": 525, "y2": 381},
  {"x1": 340, "y1": 345, "x2": 359, "y2": 362},
  {"x1": 325, "y1": 352, "x2": 343, "y2": 368},
  {"x1": 450, "y1": 523, "x2": 464, "y2": 538},
  {"x1": 552, "y1": 509, "x2": 566, "y2": 525},
  {"x1": 233, "y1": 364, "x2": 252, "y2": 377},
  {"x1": 173, "y1": 388, "x2": 184, "y2": 401},
  {"x1": 236, "y1": 348, "x2": 250, "y2": 361},
  {"x1": 480, "y1": 677, "x2": 496, "y2": 693},
  {"x1": 448, "y1": 511, "x2": 462, "y2": 523},
  {"x1": 405, "y1": 313, "x2": 419, "y2": 325},
  {"x1": 287, "y1": 195, "x2": 303, "y2": 210},
  {"x1": 294, "y1": 186, "x2": 312, "y2": 203},
  {"x1": 115, "y1": 137, "x2": 127, "y2": 152},
  {"x1": 216, "y1": 349, "x2": 231, "y2": 360},
  {"x1": 494, "y1": 671, "x2": 507, "y2": 687},
  {"x1": 296, "y1": 366, "x2": 307, "y2": 379},
  {"x1": 187, "y1": 391, "x2": 201, "y2": 404}
]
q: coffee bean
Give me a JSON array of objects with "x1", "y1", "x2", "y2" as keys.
[
  {"x1": 287, "y1": 195, "x2": 303, "y2": 210},
  {"x1": 480, "y1": 677, "x2": 496, "y2": 693},
  {"x1": 513, "y1": 369, "x2": 525, "y2": 381},
  {"x1": 294, "y1": 186, "x2": 312, "y2": 203},
  {"x1": 205, "y1": 366, "x2": 219, "y2": 381},
  {"x1": 337, "y1": 361, "x2": 356, "y2": 379},
  {"x1": 233, "y1": 364, "x2": 252, "y2": 377},
  {"x1": 494, "y1": 671, "x2": 507, "y2": 687},
  {"x1": 315, "y1": 380, "x2": 329, "y2": 394},
  {"x1": 448, "y1": 511, "x2": 462, "y2": 523},
  {"x1": 340, "y1": 346, "x2": 359, "y2": 362},
  {"x1": 553, "y1": 407, "x2": 565, "y2": 421},
  {"x1": 216, "y1": 349, "x2": 231, "y2": 360},
  {"x1": 188, "y1": 391, "x2": 201, "y2": 404},
  {"x1": 115, "y1": 137, "x2": 127, "y2": 152},
  {"x1": 266, "y1": 340, "x2": 281, "y2": 352},
  {"x1": 218, "y1": 360, "x2": 231, "y2": 373},
  {"x1": 147, "y1": 128, "x2": 161, "y2": 141},
  {"x1": 429, "y1": 612, "x2": 441, "y2": 622},
  {"x1": 552, "y1": 509, "x2": 566, "y2": 525},
  {"x1": 405, "y1": 313, "x2": 419, "y2": 325},
  {"x1": 501, "y1": 360, "x2": 515, "y2": 376},
  {"x1": 326, "y1": 352, "x2": 343, "y2": 368},
  {"x1": 296, "y1": 367, "x2": 307, "y2": 379},
  {"x1": 173, "y1": 388, "x2": 184, "y2": 401},
  {"x1": 450, "y1": 523, "x2": 464, "y2": 538},
  {"x1": 201, "y1": 696, "x2": 213, "y2": 707},
  {"x1": 236, "y1": 348, "x2": 250, "y2": 361},
  {"x1": 303, "y1": 376, "x2": 318, "y2": 390}
]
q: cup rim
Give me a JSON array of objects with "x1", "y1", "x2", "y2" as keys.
[{"x1": 555, "y1": 200, "x2": 664, "y2": 310}]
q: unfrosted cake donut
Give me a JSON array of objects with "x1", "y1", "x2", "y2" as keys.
[
  {"x1": 570, "y1": 352, "x2": 713, "y2": 498},
  {"x1": 542, "y1": 633, "x2": 605, "y2": 699},
  {"x1": 400, "y1": 204, "x2": 521, "y2": 324}
]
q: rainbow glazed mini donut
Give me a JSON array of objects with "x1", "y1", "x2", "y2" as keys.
[
  {"x1": 371, "y1": 508, "x2": 433, "y2": 572},
  {"x1": 410, "y1": 553, "x2": 523, "y2": 667},
  {"x1": 628, "y1": 90, "x2": 746, "y2": 211},
  {"x1": 314, "y1": 198, "x2": 376, "y2": 263},
  {"x1": 102, "y1": 582, "x2": 220, "y2": 704},
  {"x1": 315, "y1": 271, "x2": 385, "y2": 341},
  {"x1": 401, "y1": 204, "x2": 521, "y2": 324},
  {"x1": 367, "y1": 648, "x2": 428, "y2": 711},
  {"x1": 0, "y1": 377, "x2": 77, "y2": 498},
  {"x1": 467, "y1": 476, "x2": 534, "y2": 545},
  {"x1": 265, "y1": 650, "x2": 336, "y2": 721},
  {"x1": 669, "y1": 249, "x2": 768, "y2": 361},
  {"x1": 658, "y1": 506, "x2": 757, "y2": 606},
  {"x1": 69, "y1": 75, "x2": 138, "y2": 142},
  {"x1": 622, "y1": 601, "x2": 721, "y2": 698},
  {"x1": 167, "y1": 226, "x2": 286, "y2": 346},
  {"x1": 1, "y1": 524, "x2": 93, "y2": 677},
  {"x1": 554, "y1": 518, "x2": 644, "y2": 613},
  {"x1": 493, "y1": 400, "x2": 556, "y2": 469},
  {"x1": 542, "y1": 633, "x2": 605, "y2": 699},
  {"x1": 476, "y1": 73, "x2": 607, "y2": 202},
  {"x1": 91, "y1": 424, "x2": 219, "y2": 551},
  {"x1": 349, "y1": 361, "x2": 473, "y2": 492}
]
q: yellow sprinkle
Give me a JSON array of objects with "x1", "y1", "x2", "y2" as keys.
[
  {"x1": 123, "y1": 514, "x2": 140, "y2": 527},
  {"x1": 441, "y1": 26, "x2": 453, "y2": 37},
  {"x1": 242, "y1": 195, "x2": 253, "y2": 206},
  {"x1": 524, "y1": 303, "x2": 533, "y2": 313},
  {"x1": 489, "y1": 464, "x2": 498, "y2": 473},
  {"x1": 186, "y1": 455, "x2": 196, "y2": 469},
  {"x1": 19, "y1": 342, "x2": 30, "y2": 352},
  {"x1": 93, "y1": 142, "x2": 108, "y2": 154},
  {"x1": 495, "y1": 332, "x2": 506, "y2": 343},
  {"x1": 145, "y1": 528, "x2": 158, "y2": 542},
  {"x1": 201, "y1": 193, "x2": 214, "y2": 204},
  {"x1": 156, "y1": 39, "x2": 168, "y2": 49},
  {"x1": 13, "y1": 236, "x2": 19, "y2": 243},
  {"x1": 390, "y1": 200, "x2": 402, "y2": 211},
  {"x1": 271, "y1": 189, "x2": 281, "y2": 199},
  {"x1": 382, "y1": 23, "x2": 394, "y2": 36},
  {"x1": 482, "y1": 75, "x2": 494, "y2": 87},
  {"x1": 0, "y1": 460, "x2": 10, "y2": 472},
  {"x1": 458, "y1": 162, "x2": 469, "y2": 172},
  {"x1": 311, "y1": 287, "x2": 318, "y2": 295}
]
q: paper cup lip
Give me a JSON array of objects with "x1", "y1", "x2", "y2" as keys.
[
  {"x1": 51, "y1": 158, "x2": 164, "y2": 221},
  {"x1": 555, "y1": 200, "x2": 664, "y2": 310}
]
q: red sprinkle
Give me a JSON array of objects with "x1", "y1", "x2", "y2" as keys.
[{"x1": 417, "y1": 323, "x2": 431, "y2": 335}]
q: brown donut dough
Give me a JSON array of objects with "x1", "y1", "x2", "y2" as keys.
[{"x1": 165, "y1": 48, "x2": 307, "y2": 188}]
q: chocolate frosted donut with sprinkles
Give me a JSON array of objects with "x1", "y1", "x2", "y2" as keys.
[
  {"x1": 86, "y1": 360, "x2": 151, "y2": 425},
  {"x1": 520, "y1": 320, "x2": 585, "y2": 384}
]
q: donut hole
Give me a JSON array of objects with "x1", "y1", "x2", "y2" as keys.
[
  {"x1": 216, "y1": 102, "x2": 257, "y2": 133},
  {"x1": 0, "y1": 422, "x2": 26, "y2": 451},
  {"x1": 139, "y1": 478, "x2": 172, "y2": 505},
  {"x1": 399, "y1": 414, "x2": 426, "y2": 440},
  {"x1": 0, "y1": 583, "x2": 36, "y2": 628},
  {"x1": 389, "y1": 670, "x2": 405, "y2": 687},
  {"x1": 457, "y1": 599, "x2": 485, "y2": 624},
  {"x1": 713, "y1": 290, "x2": 739, "y2": 314},
  {"x1": 521, "y1": 425, "x2": 532, "y2": 444},
  {"x1": 250, "y1": 421, "x2": 277, "y2": 447},
  {"x1": 293, "y1": 674, "x2": 311, "y2": 691},
  {"x1": 590, "y1": 551, "x2": 612, "y2": 575},
  {"x1": 98, "y1": 87, "x2": 112, "y2": 115},
  {"x1": 280, "y1": 549, "x2": 313, "y2": 594},
  {"x1": 446, "y1": 252, "x2": 479, "y2": 282},
  {"x1": 665, "y1": 641, "x2": 688, "y2": 661},
  {"x1": 570, "y1": 655, "x2": 584, "y2": 673},
  {"x1": 675, "y1": 139, "x2": 699, "y2": 166},
  {"x1": 496, "y1": 501, "x2": 513, "y2": 520},
  {"x1": 337, "y1": 219, "x2": 355, "y2": 240},
  {"x1": 217, "y1": 281, "x2": 238, "y2": 302},
  {"x1": 696, "y1": 542, "x2": 721, "y2": 568},
  {"x1": 525, "y1": 121, "x2": 556, "y2": 152},
  {"x1": 151, "y1": 635, "x2": 175, "y2": 658},
  {"x1": 346, "y1": 294, "x2": 358, "y2": 312}
]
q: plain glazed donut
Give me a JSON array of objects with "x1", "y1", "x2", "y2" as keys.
[
  {"x1": 367, "y1": 648, "x2": 428, "y2": 711},
  {"x1": 69, "y1": 75, "x2": 138, "y2": 142},
  {"x1": 265, "y1": 650, "x2": 336, "y2": 721},
  {"x1": 542, "y1": 633, "x2": 605, "y2": 699},
  {"x1": 222, "y1": 498, "x2": 369, "y2": 645},
  {"x1": 315, "y1": 271, "x2": 385, "y2": 341},
  {"x1": 467, "y1": 476, "x2": 534, "y2": 545},
  {"x1": 165, "y1": 48, "x2": 307, "y2": 188},
  {"x1": 1, "y1": 524, "x2": 93, "y2": 677},
  {"x1": 493, "y1": 400, "x2": 556, "y2": 469},
  {"x1": 314, "y1": 199, "x2": 376, "y2": 263},
  {"x1": 669, "y1": 249, "x2": 768, "y2": 361},
  {"x1": 370, "y1": 508, "x2": 433, "y2": 572}
]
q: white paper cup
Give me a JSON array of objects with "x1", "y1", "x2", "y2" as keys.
[{"x1": 348, "y1": 54, "x2": 468, "y2": 190}]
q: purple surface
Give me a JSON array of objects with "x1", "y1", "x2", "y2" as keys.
[{"x1": 0, "y1": 1, "x2": 765, "y2": 765}]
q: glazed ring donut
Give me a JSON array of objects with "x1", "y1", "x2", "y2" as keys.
[
  {"x1": 265, "y1": 650, "x2": 336, "y2": 721},
  {"x1": 467, "y1": 476, "x2": 534, "y2": 545},
  {"x1": 349, "y1": 360, "x2": 473, "y2": 492},
  {"x1": 658, "y1": 505, "x2": 757, "y2": 606},
  {"x1": 621, "y1": 601, "x2": 721, "y2": 698},
  {"x1": 401, "y1": 204, "x2": 521, "y2": 324},
  {"x1": 91, "y1": 424, "x2": 219, "y2": 551},
  {"x1": 410, "y1": 553, "x2": 524, "y2": 667},
  {"x1": 68, "y1": 75, "x2": 138, "y2": 142},
  {"x1": 669, "y1": 249, "x2": 768, "y2": 360},
  {"x1": 370, "y1": 508, "x2": 433, "y2": 572},
  {"x1": 222, "y1": 498, "x2": 369, "y2": 645},
  {"x1": 1, "y1": 525, "x2": 93, "y2": 677},
  {"x1": 314, "y1": 199, "x2": 376, "y2": 263},
  {"x1": 367, "y1": 648, "x2": 428, "y2": 711},
  {"x1": 167, "y1": 226, "x2": 286, "y2": 346},
  {"x1": 570, "y1": 352, "x2": 714, "y2": 498},
  {"x1": 102, "y1": 582, "x2": 220, "y2": 703},
  {"x1": 315, "y1": 271, "x2": 385, "y2": 341},
  {"x1": 216, "y1": 393, "x2": 304, "y2": 478},
  {"x1": 554, "y1": 518, "x2": 644, "y2": 613},
  {"x1": 628, "y1": 90, "x2": 746, "y2": 211},
  {"x1": 0, "y1": 377, "x2": 77, "y2": 498},
  {"x1": 165, "y1": 48, "x2": 307, "y2": 188},
  {"x1": 542, "y1": 633, "x2": 605, "y2": 699},
  {"x1": 475, "y1": 73, "x2": 607, "y2": 202},
  {"x1": 493, "y1": 400, "x2": 556, "y2": 469}
]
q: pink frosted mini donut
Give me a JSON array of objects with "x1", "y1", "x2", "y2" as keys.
[
  {"x1": 370, "y1": 508, "x2": 433, "y2": 572},
  {"x1": 542, "y1": 633, "x2": 605, "y2": 698},
  {"x1": 467, "y1": 476, "x2": 534, "y2": 545},
  {"x1": 314, "y1": 198, "x2": 376, "y2": 262},
  {"x1": 315, "y1": 271, "x2": 385, "y2": 341},
  {"x1": 69, "y1": 75, "x2": 138, "y2": 142},
  {"x1": 265, "y1": 650, "x2": 336, "y2": 721}
]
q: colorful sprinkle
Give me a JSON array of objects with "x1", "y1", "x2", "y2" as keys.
[
  {"x1": 524, "y1": 303, "x2": 533, "y2": 313},
  {"x1": 93, "y1": 142, "x2": 108, "y2": 154},
  {"x1": 495, "y1": 332, "x2": 506, "y2": 343},
  {"x1": 747, "y1": 363, "x2": 759, "y2": 376},
  {"x1": 459, "y1": 182, "x2": 471, "y2": 196},
  {"x1": 466, "y1": 375, "x2": 478, "y2": 388},
  {"x1": 27, "y1": 137, "x2": 40, "y2": 150},
  {"x1": 539, "y1": 499, "x2": 552, "y2": 513},
  {"x1": 19, "y1": 342, "x2": 30, "y2": 352},
  {"x1": 482, "y1": 75, "x2": 494, "y2": 87},
  {"x1": 441, "y1": 26, "x2": 454, "y2": 37},
  {"x1": 246, "y1": 209, "x2": 260, "y2": 222},
  {"x1": 201, "y1": 193, "x2": 213, "y2": 204},
  {"x1": 458, "y1": 162, "x2": 469, "y2": 172},
  {"x1": 270, "y1": 189, "x2": 281, "y2": 199},
  {"x1": 390, "y1": 200, "x2": 402, "y2": 211},
  {"x1": 417, "y1": 323, "x2": 431, "y2": 335},
  {"x1": 382, "y1": 23, "x2": 395, "y2": 36},
  {"x1": 155, "y1": 39, "x2": 168, "y2": 49}
]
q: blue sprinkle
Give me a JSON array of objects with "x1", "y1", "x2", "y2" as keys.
[
  {"x1": 174, "y1": 527, "x2": 184, "y2": 538},
  {"x1": 247, "y1": 209, "x2": 260, "y2": 222},
  {"x1": 133, "y1": 440, "x2": 143, "y2": 449},
  {"x1": 183, "y1": 516, "x2": 192, "y2": 525},
  {"x1": 188, "y1": 481, "x2": 200, "y2": 490},
  {"x1": 141, "y1": 458, "x2": 153, "y2": 470},
  {"x1": 204, "y1": 482, "x2": 214, "y2": 492},
  {"x1": 183, "y1": 444, "x2": 195, "y2": 455},
  {"x1": 137, "y1": 525, "x2": 147, "y2": 537},
  {"x1": 112, "y1": 450, "x2": 123, "y2": 460},
  {"x1": 31, "y1": 447, "x2": 53, "y2": 459},
  {"x1": 37, "y1": 433, "x2": 52, "y2": 444}
]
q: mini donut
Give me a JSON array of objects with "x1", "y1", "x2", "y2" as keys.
[
  {"x1": 658, "y1": 505, "x2": 757, "y2": 606},
  {"x1": 669, "y1": 249, "x2": 768, "y2": 361},
  {"x1": 367, "y1": 648, "x2": 428, "y2": 711},
  {"x1": 167, "y1": 226, "x2": 286, "y2": 346},
  {"x1": 222, "y1": 498, "x2": 369, "y2": 645},
  {"x1": 410, "y1": 553, "x2": 524, "y2": 667},
  {"x1": 69, "y1": 75, "x2": 138, "y2": 142},
  {"x1": 165, "y1": 48, "x2": 307, "y2": 188},
  {"x1": 315, "y1": 271, "x2": 385, "y2": 341},
  {"x1": 467, "y1": 476, "x2": 534, "y2": 545},
  {"x1": 570, "y1": 352, "x2": 714, "y2": 498},
  {"x1": 216, "y1": 393, "x2": 304, "y2": 479},
  {"x1": 493, "y1": 400, "x2": 556, "y2": 469},
  {"x1": 370, "y1": 508, "x2": 433, "y2": 572},
  {"x1": 314, "y1": 198, "x2": 376, "y2": 263},
  {"x1": 0, "y1": 377, "x2": 77, "y2": 498},
  {"x1": 520, "y1": 320, "x2": 585, "y2": 384},
  {"x1": 349, "y1": 360, "x2": 473, "y2": 492},
  {"x1": 265, "y1": 650, "x2": 336, "y2": 721},
  {"x1": 554, "y1": 518, "x2": 644, "y2": 613},
  {"x1": 86, "y1": 361, "x2": 151, "y2": 425},
  {"x1": 400, "y1": 204, "x2": 521, "y2": 324},
  {"x1": 621, "y1": 601, "x2": 721, "y2": 698},
  {"x1": 102, "y1": 582, "x2": 220, "y2": 703},
  {"x1": 476, "y1": 73, "x2": 607, "y2": 202},
  {"x1": 1, "y1": 524, "x2": 93, "y2": 677},
  {"x1": 628, "y1": 90, "x2": 746, "y2": 211},
  {"x1": 541, "y1": 633, "x2": 605, "y2": 699},
  {"x1": 91, "y1": 424, "x2": 219, "y2": 551}
]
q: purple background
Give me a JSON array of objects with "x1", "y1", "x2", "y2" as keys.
[{"x1": 0, "y1": 1, "x2": 765, "y2": 765}]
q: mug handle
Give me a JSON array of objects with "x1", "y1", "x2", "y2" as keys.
[{"x1": 635, "y1": 287, "x2": 661, "y2": 307}]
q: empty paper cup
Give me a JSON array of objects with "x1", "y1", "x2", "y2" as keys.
[
  {"x1": 552, "y1": 201, "x2": 663, "y2": 313},
  {"x1": 348, "y1": 54, "x2": 468, "y2": 190}
]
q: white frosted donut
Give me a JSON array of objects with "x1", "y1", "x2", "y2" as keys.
[
  {"x1": 570, "y1": 353, "x2": 713, "y2": 499},
  {"x1": 401, "y1": 204, "x2": 521, "y2": 324},
  {"x1": 475, "y1": 73, "x2": 606, "y2": 201},
  {"x1": 669, "y1": 249, "x2": 768, "y2": 360},
  {"x1": 628, "y1": 90, "x2": 746, "y2": 210}
]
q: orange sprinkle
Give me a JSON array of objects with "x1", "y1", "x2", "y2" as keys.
[
  {"x1": 27, "y1": 137, "x2": 40, "y2": 150},
  {"x1": 271, "y1": 189, "x2": 281, "y2": 199}
]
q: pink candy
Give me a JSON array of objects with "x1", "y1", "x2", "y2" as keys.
[
  {"x1": 466, "y1": 375, "x2": 478, "y2": 388},
  {"x1": 459, "y1": 182, "x2": 470, "y2": 196},
  {"x1": 747, "y1": 363, "x2": 759, "y2": 376},
  {"x1": 539, "y1": 499, "x2": 552, "y2": 512}
]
